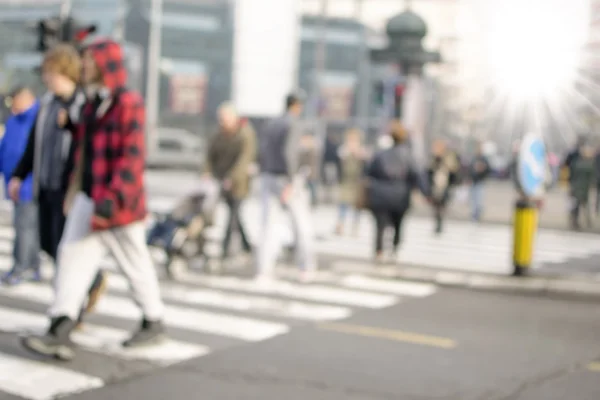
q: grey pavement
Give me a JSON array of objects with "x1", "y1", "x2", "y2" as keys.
[
  {"x1": 410, "y1": 179, "x2": 598, "y2": 232},
  {"x1": 59, "y1": 288, "x2": 600, "y2": 400}
]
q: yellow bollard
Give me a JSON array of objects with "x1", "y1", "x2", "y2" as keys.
[{"x1": 512, "y1": 199, "x2": 538, "y2": 276}]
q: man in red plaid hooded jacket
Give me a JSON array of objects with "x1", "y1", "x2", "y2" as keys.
[{"x1": 21, "y1": 39, "x2": 166, "y2": 361}]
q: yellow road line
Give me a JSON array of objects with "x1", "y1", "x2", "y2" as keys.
[
  {"x1": 317, "y1": 322, "x2": 457, "y2": 349},
  {"x1": 587, "y1": 362, "x2": 600, "y2": 372}
]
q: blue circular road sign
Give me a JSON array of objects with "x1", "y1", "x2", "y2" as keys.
[{"x1": 517, "y1": 133, "x2": 547, "y2": 198}]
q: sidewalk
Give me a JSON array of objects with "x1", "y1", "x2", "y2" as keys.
[
  {"x1": 325, "y1": 260, "x2": 600, "y2": 301},
  {"x1": 409, "y1": 180, "x2": 600, "y2": 232}
]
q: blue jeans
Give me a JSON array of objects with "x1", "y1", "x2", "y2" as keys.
[
  {"x1": 470, "y1": 183, "x2": 484, "y2": 221},
  {"x1": 338, "y1": 203, "x2": 360, "y2": 226},
  {"x1": 12, "y1": 202, "x2": 41, "y2": 275}
]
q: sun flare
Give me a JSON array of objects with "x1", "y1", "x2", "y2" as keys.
[{"x1": 485, "y1": 0, "x2": 584, "y2": 101}]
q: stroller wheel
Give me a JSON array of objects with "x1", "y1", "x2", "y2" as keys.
[{"x1": 165, "y1": 256, "x2": 188, "y2": 280}]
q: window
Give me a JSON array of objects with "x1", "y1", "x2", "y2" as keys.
[{"x1": 144, "y1": 10, "x2": 221, "y2": 32}]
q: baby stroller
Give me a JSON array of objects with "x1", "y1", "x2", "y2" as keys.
[{"x1": 147, "y1": 179, "x2": 220, "y2": 279}]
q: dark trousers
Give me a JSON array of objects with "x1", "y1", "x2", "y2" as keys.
[
  {"x1": 432, "y1": 192, "x2": 450, "y2": 233},
  {"x1": 372, "y1": 209, "x2": 407, "y2": 253},
  {"x1": 38, "y1": 189, "x2": 66, "y2": 261},
  {"x1": 11, "y1": 202, "x2": 41, "y2": 275},
  {"x1": 571, "y1": 198, "x2": 592, "y2": 229},
  {"x1": 222, "y1": 193, "x2": 251, "y2": 258},
  {"x1": 38, "y1": 188, "x2": 104, "y2": 306}
]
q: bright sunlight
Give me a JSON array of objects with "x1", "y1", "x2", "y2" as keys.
[{"x1": 485, "y1": 0, "x2": 586, "y2": 101}]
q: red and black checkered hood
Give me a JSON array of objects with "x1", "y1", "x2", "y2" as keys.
[{"x1": 86, "y1": 39, "x2": 127, "y2": 92}]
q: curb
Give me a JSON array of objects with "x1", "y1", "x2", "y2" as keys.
[
  {"x1": 397, "y1": 268, "x2": 600, "y2": 299},
  {"x1": 329, "y1": 263, "x2": 600, "y2": 300}
]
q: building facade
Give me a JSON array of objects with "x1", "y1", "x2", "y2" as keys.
[
  {"x1": 125, "y1": 0, "x2": 234, "y2": 135},
  {"x1": 580, "y1": 0, "x2": 600, "y2": 131},
  {"x1": 298, "y1": 16, "x2": 368, "y2": 135}
]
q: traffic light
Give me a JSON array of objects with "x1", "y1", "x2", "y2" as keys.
[
  {"x1": 373, "y1": 80, "x2": 385, "y2": 106},
  {"x1": 36, "y1": 17, "x2": 62, "y2": 52},
  {"x1": 36, "y1": 16, "x2": 97, "y2": 52},
  {"x1": 393, "y1": 83, "x2": 405, "y2": 118}
]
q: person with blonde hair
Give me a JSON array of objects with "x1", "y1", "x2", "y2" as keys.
[
  {"x1": 335, "y1": 127, "x2": 368, "y2": 235},
  {"x1": 364, "y1": 120, "x2": 429, "y2": 263},
  {"x1": 10, "y1": 44, "x2": 107, "y2": 310}
]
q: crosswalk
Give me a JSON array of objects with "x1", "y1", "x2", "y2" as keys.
[
  {"x1": 0, "y1": 171, "x2": 597, "y2": 399},
  {"x1": 0, "y1": 191, "x2": 439, "y2": 400},
  {"x1": 147, "y1": 192, "x2": 600, "y2": 276}
]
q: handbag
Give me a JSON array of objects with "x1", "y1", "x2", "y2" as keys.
[{"x1": 354, "y1": 178, "x2": 369, "y2": 209}]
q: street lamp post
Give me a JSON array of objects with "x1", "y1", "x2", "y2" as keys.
[
  {"x1": 146, "y1": 0, "x2": 163, "y2": 154},
  {"x1": 60, "y1": 0, "x2": 73, "y2": 20},
  {"x1": 355, "y1": 0, "x2": 371, "y2": 133},
  {"x1": 310, "y1": 0, "x2": 328, "y2": 148},
  {"x1": 370, "y1": 8, "x2": 441, "y2": 165}
]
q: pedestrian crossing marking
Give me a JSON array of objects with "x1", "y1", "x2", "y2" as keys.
[
  {"x1": 0, "y1": 307, "x2": 209, "y2": 365},
  {"x1": 340, "y1": 275, "x2": 437, "y2": 297},
  {"x1": 0, "y1": 282, "x2": 290, "y2": 342},
  {"x1": 179, "y1": 272, "x2": 399, "y2": 309},
  {"x1": 0, "y1": 267, "x2": 438, "y2": 399},
  {"x1": 0, "y1": 183, "x2": 450, "y2": 400},
  {"x1": 0, "y1": 351, "x2": 104, "y2": 400},
  {"x1": 106, "y1": 272, "x2": 352, "y2": 321}
]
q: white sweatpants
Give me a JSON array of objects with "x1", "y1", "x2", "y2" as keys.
[
  {"x1": 255, "y1": 173, "x2": 316, "y2": 277},
  {"x1": 48, "y1": 193, "x2": 164, "y2": 321}
]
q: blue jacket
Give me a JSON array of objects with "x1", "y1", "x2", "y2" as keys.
[{"x1": 0, "y1": 102, "x2": 38, "y2": 202}]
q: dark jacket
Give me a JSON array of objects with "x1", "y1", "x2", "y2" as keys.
[
  {"x1": 68, "y1": 39, "x2": 147, "y2": 231},
  {"x1": 11, "y1": 90, "x2": 86, "y2": 197},
  {"x1": 427, "y1": 152, "x2": 460, "y2": 204},
  {"x1": 365, "y1": 143, "x2": 427, "y2": 212},
  {"x1": 563, "y1": 148, "x2": 580, "y2": 184},
  {"x1": 259, "y1": 114, "x2": 301, "y2": 178},
  {"x1": 570, "y1": 156, "x2": 595, "y2": 202},
  {"x1": 469, "y1": 154, "x2": 490, "y2": 183},
  {"x1": 0, "y1": 101, "x2": 38, "y2": 201}
]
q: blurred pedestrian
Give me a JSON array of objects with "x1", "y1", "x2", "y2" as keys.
[
  {"x1": 427, "y1": 139, "x2": 460, "y2": 234},
  {"x1": 335, "y1": 128, "x2": 368, "y2": 236},
  {"x1": 298, "y1": 133, "x2": 319, "y2": 207},
  {"x1": 467, "y1": 142, "x2": 490, "y2": 222},
  {"x1": 594, "y1": 142, "x2": 600, "y2": 214},
  {"x1": 256, "y1": 91, "x2": 316, "y2": 283},
  {"x1": 321, "y1": 133, "x2": 341, "y2": 203},
  {"x1": 20, "y1": 39, "x2": 166, "y2": 361},
  {"x1": 569, "y1": 141, "x2": 595, "y2": 230},
  {"x1": 9, "y1": 45, "x2": 106, "y2": 315},
  {"x1": 0, "y1": 87, "x2": 40, "y2": 285},
  {"x1": 364, "y1": 121, "x2": 428, "y2": 264},
  {"x1": 204, "y1": 102, "x2": 256, "y2": 264}
]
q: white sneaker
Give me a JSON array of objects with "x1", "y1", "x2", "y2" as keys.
[{"x1": 299, "y1": 269, "x2": 316, "y2": 283}]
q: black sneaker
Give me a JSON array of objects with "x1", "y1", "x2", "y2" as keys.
[
  {"x1": 20, "y1": 316, "x2": 77, "y2": 361},
  {"x1": 123, "y1": 319, "x2": 166, "y2": 348}
]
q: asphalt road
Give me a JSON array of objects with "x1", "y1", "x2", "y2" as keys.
[{"x1": 63, "y1": 288, "x2": 600, "y2": 400}]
